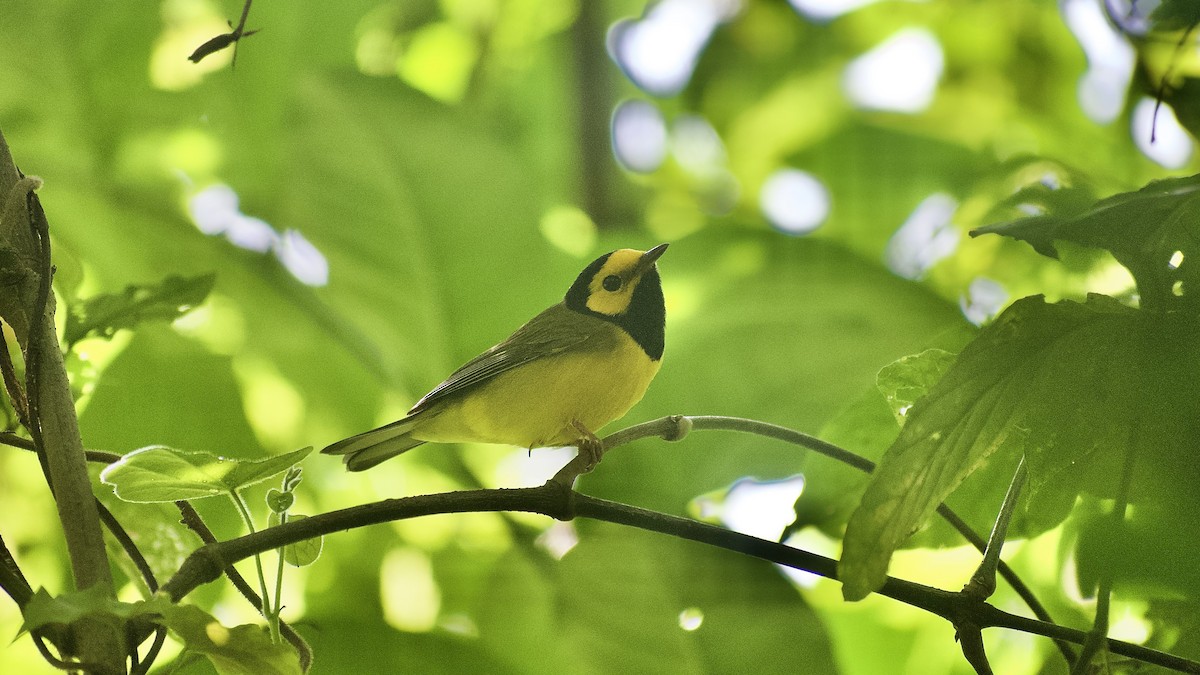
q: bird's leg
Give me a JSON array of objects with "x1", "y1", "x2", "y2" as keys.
[{"x1": 570, "y1": 419, "x2": 604, "y2": 471}]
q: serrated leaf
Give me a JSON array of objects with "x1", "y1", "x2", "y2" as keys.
[
  {"x1": 153, "y1": 600, "x2": 301, "y2": 675},
  {"x1": 973, "y1": 174, "x2": 1200, "y2": 310},
  {"x1": 99, "y1": 446, "x2": 313, "y2": 503},
  {"x1": 876, "y1": 349, "x2": 958, "y2": 426},
  {"x1": 21, "y1": 586, "x2": 129, "y2": 634},
  {"x1": 267, "y1": 513, "x2": 323, "y2": 567},
  {"x1": 1151, "y1": 0, "x2": 1200, "y2": 31},
  {"x1": 839, "y1": 295, "x2": 1153, "y2": 600},
  {"x1": 64, "y1": 273, "x2": 216, "y2": 347}
]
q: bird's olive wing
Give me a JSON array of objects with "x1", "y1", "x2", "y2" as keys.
[{"x1": 409, "y1": 303, "x2": 609, "y2": 413}]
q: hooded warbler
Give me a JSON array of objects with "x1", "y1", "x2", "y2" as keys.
[{"x1": 322, "y1": 244, "x2": 668, "y2": 471}]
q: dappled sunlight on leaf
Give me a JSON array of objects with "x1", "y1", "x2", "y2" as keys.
[{"x1": 380, "y1": 548, "x2": 441, "y2": 633}]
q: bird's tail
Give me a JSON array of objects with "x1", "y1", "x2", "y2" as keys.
[{"x1": 321, "y1": 416, "x2": 426, "y2": 472}]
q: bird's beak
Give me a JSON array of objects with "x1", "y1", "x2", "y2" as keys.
[{"x1": 635, "y1": 243, "x2": 669, "y2": 275}]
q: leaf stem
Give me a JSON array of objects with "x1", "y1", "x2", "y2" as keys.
[
  {"x1": 229, "y1": 489, "x2": 273, "y2": 623},
  {"x1": 270, "y1": 510, "x2": 287, "y2": 644}
]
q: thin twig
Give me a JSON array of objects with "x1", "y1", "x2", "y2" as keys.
[
  {"x1": 130, "y1": 626, "x2": 167, "y2": 675},
  {"x1": 0, "y1": 325, "x2": 30, "y2": 427},
  {"x1": 0, "y1": 533, "x2": 32, "y2": 607},
  {"x1": 95, "y1": 502, "x2": 158, "y2": 593},
  {"x1": 187, "y1": 0, "x2": 258, "y2": 66},
  {"x1": 1071, "y1": 426, "x2": 1139, "y2": 673},
  {"x1": 1150, "y1": 23, "x2": 1199, "y2": 144}
]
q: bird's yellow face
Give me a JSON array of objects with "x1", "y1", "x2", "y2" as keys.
[
  {"x1": 583, "y1": 248, "x2": 658, "y2": 316},
  {"x1": 564, "y1": 243, "x2": 667, "y2": 361}
]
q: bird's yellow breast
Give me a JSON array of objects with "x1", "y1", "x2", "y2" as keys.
[{"x1": 410, "y1": 330, "x2": 661, "y2": 448}]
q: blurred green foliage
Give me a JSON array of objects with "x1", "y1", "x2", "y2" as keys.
[{"x1": 3, "y1": 0, "x2": 1200, "y2": 673}]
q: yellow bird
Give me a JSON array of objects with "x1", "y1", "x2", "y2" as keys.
[{"x1": 322, "y1": 244, "x2": 668, "y2": 471}]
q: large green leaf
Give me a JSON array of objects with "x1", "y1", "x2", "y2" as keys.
[
  {"x1": 99, "y1": 445, "x2": 312, "y2": 503},
  {"x1": 839, "y1": 294, "x2": 1200, "y2": 600},
  {"x1": 974, "y1": 174, "x2": 1200, "y2": 310}
]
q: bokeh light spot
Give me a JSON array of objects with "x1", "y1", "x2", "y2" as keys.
[
  {"x1": 1132, "y1": 98, "x2": 1194, "y2": 169},
  {"x1": 151, "y1": 0, "x2": 231, "y2": 91},
  {"x1": 885, "y1": 193, "x2": 959, "y2": 279},
  {"x1": 960, "y1": 277, "x2": 1008, "y2": 325},
  {"x1": 1062, "y1": 0, "x2": 1134, "y2": 123},
  {"x1": 788, "y1": 0, "x2": 884, "y2": 21},
  {"x1": 612, "y1": 99, "x2": 668, "y2": 173},
  {"x1": 694, "y1": 476, "x2": 805, "y2": 541},
  {"x1": 275, "y1": 229, "x2": 330, "y2": 287},
  {"x1": 398, "y1": 22, "x2": 479, "y2": 103},
  {"x1": 678, "y1": 607, "x2": 704, "y2": 631},
  {"x1": 609, "y1": 0, "x2": 742, "y2": 96},
  {"x1": 844, "y1": 28, "x2": 944, "y2": 113},
  {"x1": 759, "y1": 169, "x2": 830, "y2": 235},
  {"x1": 539, "y1": 205, "x2": 598, "y2": 258}
]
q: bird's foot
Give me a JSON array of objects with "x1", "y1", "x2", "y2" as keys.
[{"x1": 571, "y1": 420, "x2": 604, "y2": 472}]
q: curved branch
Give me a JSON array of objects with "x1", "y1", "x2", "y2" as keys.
[{"x1": 564, "y1": 414, "x2": 1066, "y2": 655}]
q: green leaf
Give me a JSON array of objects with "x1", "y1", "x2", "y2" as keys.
[
  {"x1": 64, "y1": 273, "x2": 216, "y2": 347},
  {"x1": 875, "y1": 349, "x2": 958, "y2": 426},
  {"x1": 99, "y1": 446, "x2": 313, "y2": 503},
  {"x1": 1151, "y1": 0, "x2": 1200, "y2": 31},
  {"x1": 839, "y1": 294, "x2": 1149, "y2": 600},
  {"x1": 153, "y1": 600, "x2": 302, "y2": 675},
  {"x1": 973, "y1": 174, "x2": 1200, "y2": 310},
  {"x1": 267, "y1": 513, "x2": 323, "y2": 567}
]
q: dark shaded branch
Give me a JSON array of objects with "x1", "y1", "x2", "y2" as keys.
[
  {"x1": 0, "y1": 325, "x2": 29, "y2": 427},
  {"x1": 0, "y1": 533, "x2": 32, "y2": 607},
  {"x1": 158, "y1": 483, "x2": 1200, "y2": 673}
]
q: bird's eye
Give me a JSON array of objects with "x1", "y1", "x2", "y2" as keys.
[{"x1": 602, "y1": 274, "x2": 622, "y2": 292}]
